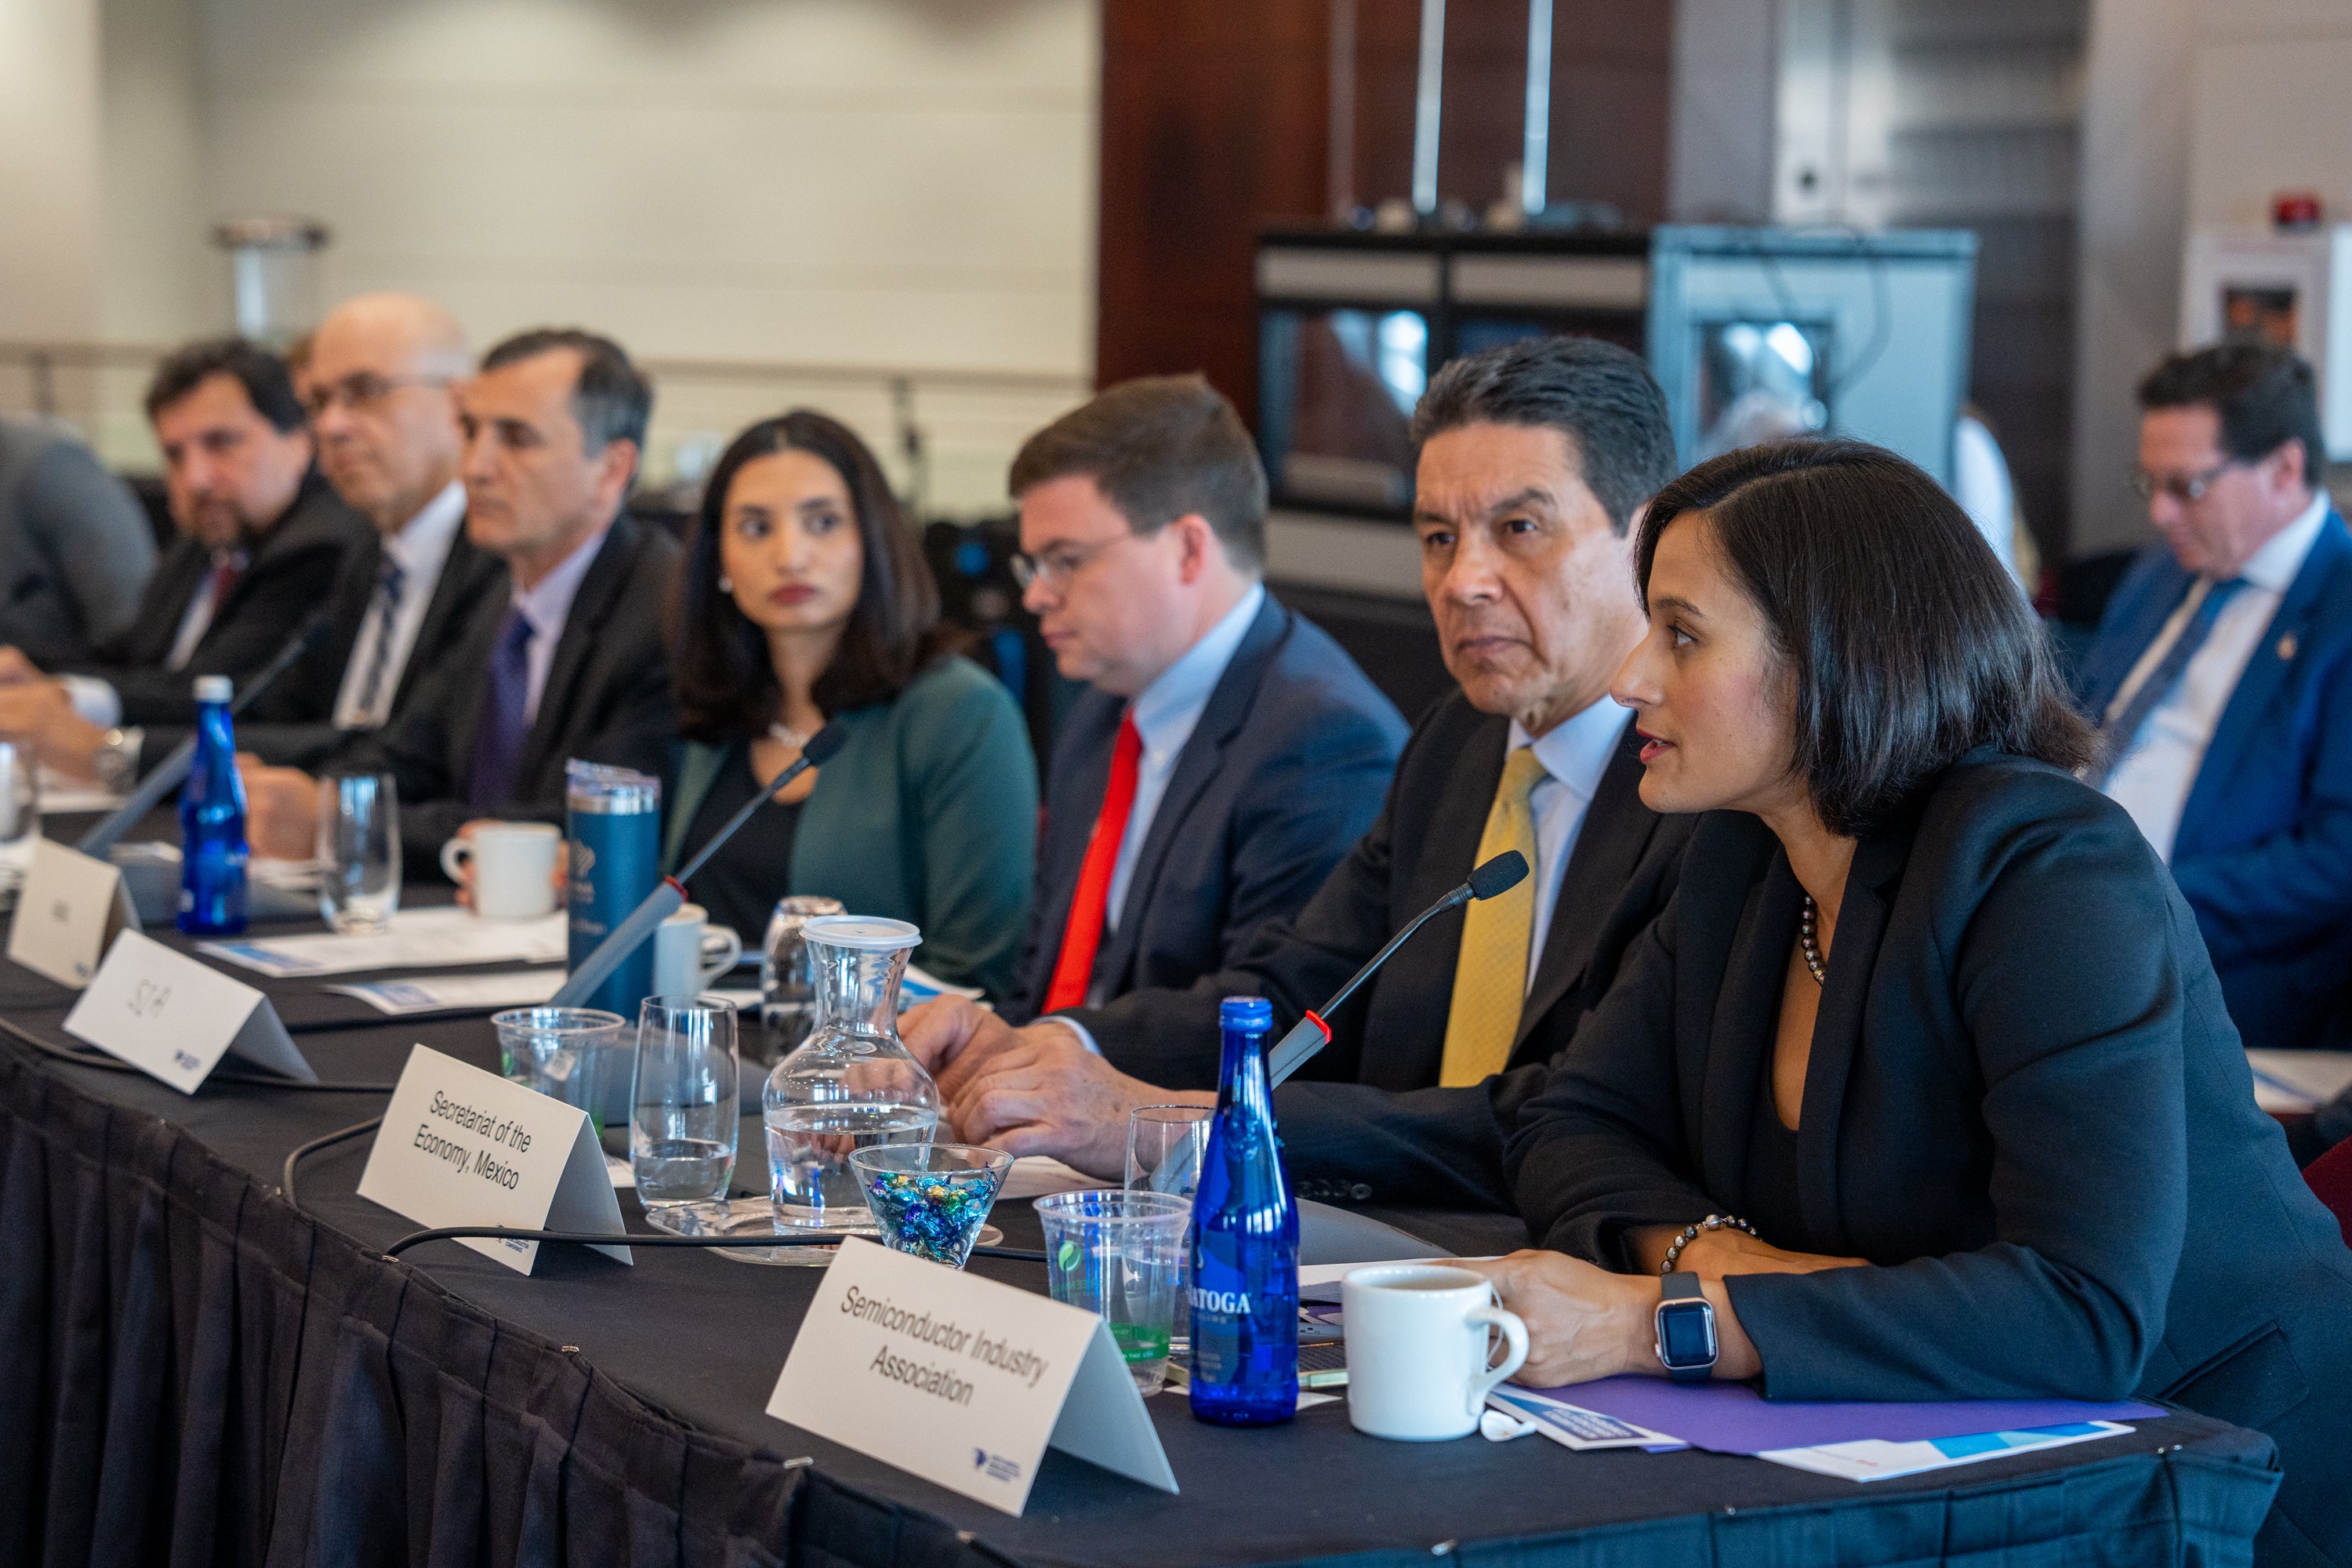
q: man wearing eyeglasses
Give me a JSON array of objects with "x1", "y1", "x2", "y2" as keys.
[
  {"x1": 2077, "y1": 341, "x2": 2352, "y2": 1052},
  {"x1": 1000, "y1": 374, "x2": 1407, "y2": 1022},
  {"x1": 0, "y1": 338, "x2": 368, "y2": 787}
]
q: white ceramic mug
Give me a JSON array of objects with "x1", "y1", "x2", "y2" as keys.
[
  {"x1": 1342, "y1": 1263, "x2": 1530, "y2": 1441},
  {"x1": 439, "y1": 822, "x2": 562, "y2": 920},
  {"x1": 652, "y1": 903, "x2": 743, "y2": 1002}
]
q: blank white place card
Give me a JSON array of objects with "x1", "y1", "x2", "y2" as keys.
[
  {"x1": 9, "y1": 837, "x2": 140, "y2": 989},
  {"x1": 63, "y1": 929, "x2": 315, "y2": 1093},
  {"x1": 357, "y1": 1044, "x2": 630, "y2": 1275},
  {"x1": 766, "y1": 1236, "x2": 1176, "y2": 1516}
]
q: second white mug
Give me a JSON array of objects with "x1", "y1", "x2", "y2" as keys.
[
  {"x1": 1342, "y1": 1263, "x2": 1529, "y2": 1441},
  {"x1": 652, "y1": 902, "x2": 743, "y2": 1002},
  {"x1": 440, "y1": 821, "x2": 562, "y2": 920}
]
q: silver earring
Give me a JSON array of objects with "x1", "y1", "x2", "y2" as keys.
[{"x1": 717, "y1": 574, "x2": 733, "y2": 593}]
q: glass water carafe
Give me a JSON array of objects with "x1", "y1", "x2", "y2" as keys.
[{"x1": 761, "y1": 916, "x2": 942, "y2": 1229}]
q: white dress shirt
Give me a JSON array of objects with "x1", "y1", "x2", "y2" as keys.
[
  {"x1": 330, "y1": 481, "x2": 466, "y2": 730},
  {"x1": 508, "y1": 524, "x2": 608, "y2": 724},
  {"x1": 2102, "y1": 491, "x2": 2329, "y2": 862},
  {"x1": 1103, "y1": 582, "x2": 1266, "y2": 934},
  {"x1": 1505, "y1": 695, "x2": 1631, "y2": 990}
]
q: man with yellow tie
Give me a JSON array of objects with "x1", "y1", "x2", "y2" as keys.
[{"x1": 902, "y1": 336, "x2": 1695, "y2": 1212}]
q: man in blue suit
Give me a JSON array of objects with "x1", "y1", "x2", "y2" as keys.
[
  {"x1": 2076, "y1": 343, "x2": 2352, "y2": 1051},
  {"x1": 1001, "y1": 374, "x2": 1408, "y2": 1022}
]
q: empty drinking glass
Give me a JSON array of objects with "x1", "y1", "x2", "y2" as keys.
[
  {"x1": 758, "y1": 895, "x2": 844, "y2": 1066},
  {"x1": 1127, "y1": 1104, "x2": 1213, "y2": 1345},
  {"x1": 0, "y1": 739, "x2": 37, "y2": 898},
  {"x1": 317, "y1": 772, "x2": 400, "y2": 935},
  {"x1": 630, "y1": 994, "x2": 739, "y2": 1207},
  {"x1": 493, "y1": 1006, "x2": 629, "y2": 1131}
]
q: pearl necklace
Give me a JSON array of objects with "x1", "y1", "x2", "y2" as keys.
[
  {"x1": 1798, "y1": 895, "x2": 1828, "y2": 986},
  {"x1": 768, "y1": 722, "x2": 813, "y2": 752}
]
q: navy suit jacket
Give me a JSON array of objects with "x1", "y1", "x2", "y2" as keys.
[
  {"x1": 1007, "y1": 592, "x2": 1407, "y2": 1022},
  {"x1": 1511, "y1": 755, "x2": 2352, "y2": 1563},
  {"x1": 2074, "y1": 510, "x2": 2352, "y2": 1051}
]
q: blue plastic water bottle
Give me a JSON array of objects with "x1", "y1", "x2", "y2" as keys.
[
  {"x1": 1189, "y1": 995, "x2": 1298, "y2": 1425},
  {"x1": 177, "y1": 673, "x2": 248, "y2": 935}
]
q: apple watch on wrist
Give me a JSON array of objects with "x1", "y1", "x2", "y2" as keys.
[{"x1": 1653, "y1": 1271, "x2": 1719, "y2": 1383}]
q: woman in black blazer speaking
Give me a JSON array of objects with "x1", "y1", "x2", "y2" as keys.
[{"x1": 1470, "y1": 441, "x2": 2352, "y2": 1564}]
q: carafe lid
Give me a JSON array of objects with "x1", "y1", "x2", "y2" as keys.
[{"x1": 802, "y1": 915, "x2": 920, "y2": 952}]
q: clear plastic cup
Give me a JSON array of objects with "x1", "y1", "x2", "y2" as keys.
[
  {"x1": 490, "y1": 1007, "x2": 629, "y2": 1131},
  {"x1": 1035, "y1": 1188, "x2": 1192, "y2": 1394}
]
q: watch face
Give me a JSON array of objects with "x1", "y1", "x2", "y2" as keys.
[{"x1": 1657, "y1": 1299, "x2": 1718, "y2": 1368}]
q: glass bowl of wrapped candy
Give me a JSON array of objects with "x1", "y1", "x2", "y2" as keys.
[{"x1": 848, "y1": 1142, "x2": 1014, "y2": 1268}]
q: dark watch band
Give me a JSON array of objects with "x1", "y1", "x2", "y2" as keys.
[{"x1": 1656, "y1": 1270, "x2": 1718, "y2": 1384}]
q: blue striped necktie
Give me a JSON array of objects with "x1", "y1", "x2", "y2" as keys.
[
  {"x1": 2082, "y1": 575, "x2": 2247, "y2": 789},
  {"x1": 467, "y1": 608, "x2": 535, "y2": 809}
]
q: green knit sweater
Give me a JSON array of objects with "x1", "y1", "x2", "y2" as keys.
[{"x1": 662, "y1": 655, "x2": 1038, "y2": 1000}]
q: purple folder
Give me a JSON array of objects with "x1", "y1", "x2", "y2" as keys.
[{"x1": 1537, "y1": 1375, "x2": 2165, "y2": 1455}]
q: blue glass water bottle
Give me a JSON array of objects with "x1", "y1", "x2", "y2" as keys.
[
  {"x1": 178, "y1": 673, "x2": 248, "y2": 935},
  {"x1": 1189, "y1": 995, "x2": 1298, "y2": 1425}
]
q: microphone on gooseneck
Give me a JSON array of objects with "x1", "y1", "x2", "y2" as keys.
[
  {"x1": 1265, "y1": 849, "x2": 1529, "y2": 1087},
  {"x1": 75, "y1": 613, "x2": 341, "y2": 858},
  {"x1": 546, "y1": 722, "x2": 848, "y2": 1010}
]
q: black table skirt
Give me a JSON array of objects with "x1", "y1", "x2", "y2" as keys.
[{"x1": 0, "y1": 913, "x2": 2289, "y2": 1568}]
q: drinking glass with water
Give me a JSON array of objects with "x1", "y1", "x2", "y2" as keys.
[
  {"x1": 317, "y1": 772, "x2": 400, "y2": 935},
  {"x1": 630, "y1": 994, "x2": 739, "y2": 1207},
  {"x1": 0, "y1": 739, "x2": 38, "y2": 900}
]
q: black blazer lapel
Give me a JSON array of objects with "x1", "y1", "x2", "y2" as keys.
[
  {"x1": 119, "y1": 540, "x2": 210, "y2": 666},
  {"x1": 1096, "y1": 596, "x2": 1289, "y2": 988},
  {"x1": 1697, "y1": 855, "x2": 1801, "y2": 1202},
  {"x1": 1513, "y1": 718, "x2": 1655, "y2": 1055},
  {"x1": 392, "y1": 526, "x2": 500, "y2": 716},
  {"x1": 517, "y1": 515, "x2": 633, "y2": 775},
  {"x1": 1794, "y1": 823, "x2": 1909, "y2": 1254}
]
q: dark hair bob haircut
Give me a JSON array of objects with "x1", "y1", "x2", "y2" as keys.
[
  {"x1": 1635, "y1": 439, "x2": 2092, "y2": 838},
  {"x1": 673, "y1": 410, "x2": 956, "y2": 743}
]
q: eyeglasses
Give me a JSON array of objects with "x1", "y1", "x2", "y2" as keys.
[
  {"x1": 1008, "y1": 532, "x2": 1140, "y2": 593},
  {"x1": 2130, "y1": 459, "x2": 2240, "y2": 504},
  {"x1": 302, "y1": 373, "x2": 451, "y2": 419}
]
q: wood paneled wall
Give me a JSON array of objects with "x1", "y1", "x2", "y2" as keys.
[{"x1": 1095, "y1": 0, "x2": 1675, "y2": 426}]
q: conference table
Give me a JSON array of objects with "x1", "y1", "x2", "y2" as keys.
[{"x1": 0, "y1": 833, "x2": 2285, "y2": 1567}]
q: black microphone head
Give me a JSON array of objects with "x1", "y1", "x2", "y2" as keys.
[
  {"x1": 1468, "y1": 850, "x2": 1529, "y2": 901},
  {"x1": 800, "y1": 722, "x2": 849, "y2": 767}
]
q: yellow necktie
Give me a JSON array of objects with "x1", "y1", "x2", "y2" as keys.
[{"x1": 1438, "y1": 746, "x2": 1547, "y2": 1087}]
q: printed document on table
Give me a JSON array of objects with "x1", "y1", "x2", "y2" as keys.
[
  {"x1": 2246, "y1": 1049, "x2": 2352, "y2": 1113},
  {"x1": 1759, "y1": 1420, "x2": 2132, "y2": 1482},
  {"x1": 199, "y1": 907, "x2": 568, "y2": 978},
  {"x1": 325, "y1": 967, "x2": 567, "y2": 1015}
]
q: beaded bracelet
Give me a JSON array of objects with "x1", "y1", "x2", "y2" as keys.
[{"x1": 1660, "y1": 1213, "x2": 1758, "y2": 1276}]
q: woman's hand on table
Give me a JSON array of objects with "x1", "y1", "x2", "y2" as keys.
[{"x1": 1457, "y1": 1249, "x2": 1766, "y2": 1387}]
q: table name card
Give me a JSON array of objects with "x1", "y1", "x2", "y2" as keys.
[
  {"x1": 62, "y1": 929, "x2": 317, "y2": 1094},
  {"x1": 357, "y1": 1044, "x2": 629, "y2": 1275},
  {"x1": 9, "y1": 837, "x2": 140, "y2": 989},
  {"x1": 766, "y1": 1236, "x2": 1176, "y2": 1516}
]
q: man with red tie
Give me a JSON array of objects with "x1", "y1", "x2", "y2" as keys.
[
  {"x1": 1004, "y1": 375, "x2": 1408, "y2": 1021},
  {"x1": 0, "y1": 339, "x2": 366, "y2": 760}
]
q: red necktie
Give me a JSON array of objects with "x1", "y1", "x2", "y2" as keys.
[{"x1": 1044, "y1": 714, "x2": 1144, "y2": 1012}]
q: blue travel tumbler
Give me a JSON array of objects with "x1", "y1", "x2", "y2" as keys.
[{"x1": 564, "y1": 760, "x2": 661, "y2": 1018}]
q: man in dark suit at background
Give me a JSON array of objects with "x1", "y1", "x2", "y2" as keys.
[
  {"x1": 1000, "y1": 374, "x2": 1408, "y2": 1022},
  {"x1": 2075, "y1": 343, "x2": 2352, "y2": 1053},
  {"x1": 906, "y1": 338, "x2": 1691, "y2": 1212},
  {"x1": 244, "y1": 328, "x2": 677, "y2": 867},
  {"x1": 0, "y1": 339, "x2": 368, "y2": 787}
]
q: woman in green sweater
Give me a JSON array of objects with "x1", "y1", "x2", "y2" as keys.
[{"x1": 665, "y1": 410, "x2": 1036, "y2": 1000}]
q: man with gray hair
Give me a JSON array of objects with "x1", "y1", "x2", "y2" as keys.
[
  {"x1": 244, "y1": 327, "x2": 677, "y2": 866},
  {"x1": 903, "y1": 336, "x2": 1697, "y2": 1213}
]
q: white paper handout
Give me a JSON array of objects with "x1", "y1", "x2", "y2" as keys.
[
  {"x1": 767, "y1": 1236, "x2": 1177, "y2": 1516},
  {"x1": 198, "y1": 907, "x2": 568, "y2": 978},
  {"x1": 1758, "y1": 1420, "x2": 2132, "y2": 1482},
  {"x1": 325, "y1": 967, "x2": 567, "y2": 1016}
]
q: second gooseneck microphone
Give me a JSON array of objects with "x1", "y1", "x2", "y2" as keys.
[
  {"x1": 546, "y1": 722, "x2": 847, "y2": 1010},
  {"x1": 1265, "y1": 849, "x2": 1528, "y2": 1087}
]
